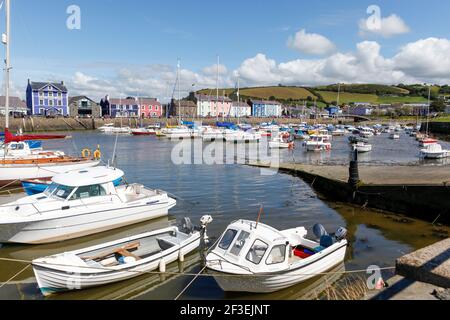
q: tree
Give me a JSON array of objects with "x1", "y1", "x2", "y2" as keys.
[{"x1": 430, "y1": 99, "x2": 446, "y2": 113}]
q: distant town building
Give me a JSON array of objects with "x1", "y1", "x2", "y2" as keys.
[
  {"x1": 325, "y1": 105, "x2": 341, "y2": 116},
  {"x1": 230, "y1": 101, "x2": 251, "y2": 118},
  {"x1": 26, "y1": 79, "x2": 69, "y2": 116},
  {"x1": 191, "y1": 94, "x2": 232, "y2": 117},
  {"x1": 403, "y1": 103, "x2": 430, "y2": 116},
  {"x1": 349, "y1": 105, "x2": 373, "y2": 116},
  {"x1": 109, "y1": 97, "x2": 140, "y2": 118},
  {"x1": 169, "y1": 99, "x2": 197, "y2": 118},
  {"x1": 0, "y1": 96, "x2": 27, "y2": 116},
  {"x1": 69, "y1": 96, "x2": 101, "y2": 118},
  {"x1": 138, "y1": 98, "x2": 162, "y2": 118},
  {"x1": 250, "y1": 100, "x2": 282, "y2": 117}
]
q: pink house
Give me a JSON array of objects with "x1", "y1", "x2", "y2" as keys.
[
  {"x1": 139, "y1": 98, "x2": 162, "y2": 118},
  {"x1": 194, "y1": 94, "x2": 232, "y2": 117}
]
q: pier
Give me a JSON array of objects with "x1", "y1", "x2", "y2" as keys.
[{"x1": 251, "y1": 162, "x2": 450, "y2": 225}]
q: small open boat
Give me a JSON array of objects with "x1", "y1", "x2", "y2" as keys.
[
  {"x1": 131, "y1": 128, "x2": 157, "y2": 136},
  {"x1": 268, "y1": 135, "x2": 294, "y2": 149},
  {"x1": 206, "y1": 220, "x2": 347, "y2": 293},
  {"x1": 32, "y1": 215, "x2": 213, "y2": 296},
  {"x1": 389, "y1": 133, "x2": 400, "y2": 140},
  {"x1": 352, "y1": 142, "x2": 372, "y2": 153}
]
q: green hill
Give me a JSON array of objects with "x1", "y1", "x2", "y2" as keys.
[
  {"x1": 197, "y1": 86, "x2": 316, "y2": 101},
  {"x1": 314, "y1": 84, "x2": 409, "y2": 95}
]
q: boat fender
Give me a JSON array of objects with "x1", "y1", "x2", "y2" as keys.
[
  {"x1": 93, "y1": 146, "x2": 102, "y2": 160},
  {"x1": 81, "y1": 148, "x2": 92, "y2": 158},
  {"x1": 159, "y1": 259, "x2": 166, "y2": 273},
  {"x1": 178, "y1": 251, "x2": 185, "y2": 262}
]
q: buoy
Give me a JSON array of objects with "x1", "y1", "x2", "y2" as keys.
[
  {"x1": 159, "y1": 259, "x2": 166, "y2": 273},
  {"x1": 375, "y1": 277, "x2": 386, "y2": 290},
  {"x1": 178, "y1": 251, "x2": 185, "y2": 262}
]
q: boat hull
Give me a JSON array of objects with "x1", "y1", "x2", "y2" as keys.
[
  {"x1": 32, "y1": 230, "x2": 200, "y2": 295},
  {"x1": 0, "y1": 197, "x2": 176, "y2": 244},
  {"x1": 209, "y1": 243, "x2": 347, "y2": 293}
]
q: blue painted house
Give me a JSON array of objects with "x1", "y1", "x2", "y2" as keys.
[
  {"x1": 109, "y1": 97, "x2": 140, "y2": 118},
  {"x1": 325, "y1": 105, "x2": 340, "y2": 116},
  {"x1": 26, "y1": 80, "x2": 69, "y2": 116},
  {"x1": 250, "y1": 100, "x2": 282, "y2": 117}
]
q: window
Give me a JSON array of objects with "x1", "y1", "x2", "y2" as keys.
[
  {"x1": 44, "y1": 183, "x2": 58, "y2": 196},
  {"x1": 155, "y1": 106, "x2": 159, "y2": 111},
  {"x1": 246, "y1": 240, "x2": 268, "y2": 265},
  {"x1": 58, "y1": 92, "x2": 62, "y2": 97},
  {"x1": 49, "y1": 100, "x2": 53, "y2": 106},
  {"x1": 48, "y1": 86, "x2": 52, "y2": 90},
  {"x1": 58, "y1": 100, "x2": 62, "y2": 106},
  {"x1": 71, "y1": 184, "x2": 107, "y2": 200},
  {"x1": 230, "y1": 231, "x2": 250, "y2": 256},
  {"x1": 266, "y1": 245, "x2": 286, "y2": 265},
  {"x1": 218, "y1": 229, "x2": 238, "y2": 250},
  {"x1": 49, "y1": 92, "x2": 53, "y2": 97},
  {"x1": 50, "y1": 184, "x2": 75, "y2": 200},
  {"x1": 39, "y1": 92, "x2": 43, "y2": 97},
  {"x1": 39, "y1": 100, "x2": 44, "y2": 105}
]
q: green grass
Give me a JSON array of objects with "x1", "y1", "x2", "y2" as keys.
[
  {"x1": 239, "y1": 87, "x2": 316, "y2": 100},
  {"x1": 431, "y1": 115, "x2": 450, "y2": 122},
  {"x1": 376, "y1": 96, "x2": 428, "y2": 104},
  {"x1": 317, "y1": 91, "x2": 379, "y2": 104}
]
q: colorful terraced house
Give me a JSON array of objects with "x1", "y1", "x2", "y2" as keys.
[{"x1": 26, "y1": 79, "x2": 69, "y2": 116}]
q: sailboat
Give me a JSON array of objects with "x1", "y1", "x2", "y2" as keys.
[
  {"x1": 0, "y1": 0, "x2": 100, "y2": 186},
  {"x1": 418, "y1": 86, "x2": 438, "y2": 147}
]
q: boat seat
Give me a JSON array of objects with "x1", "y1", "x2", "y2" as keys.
[{"x1": 156, "y1": 236, "x2": 177, "y2": 251}]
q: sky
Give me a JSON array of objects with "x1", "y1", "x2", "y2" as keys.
[{"x1": 2, "y1": 0, "x2": 450, "y2": 101}]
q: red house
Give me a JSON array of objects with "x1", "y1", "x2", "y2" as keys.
[{"x1": 139, "y1": 98, "x2": 162, "y2": 118}]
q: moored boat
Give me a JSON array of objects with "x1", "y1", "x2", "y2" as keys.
[
  {"x1": 420, "y1": 143, "x2": 450, "y2": 159},
  {"x1": 206, "y1": 220, "x2": 348, "y2": 293},
  {"x1": 352, "y1": 142, "x2": 372, "y2": 153},
  {"x1": 0, "y1": 166, "x2": 177, "y2": 244},
  {"x1": 32, "y1": 215, "x2": 213, "y2": 296}
]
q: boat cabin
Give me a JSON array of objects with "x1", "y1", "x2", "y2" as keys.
[
  {"x1": 209, "y1": 220, "x2": 325, "y2": 274},
  {"x1": 44, "y1": 167, "x2": 125, "y2": 202}
]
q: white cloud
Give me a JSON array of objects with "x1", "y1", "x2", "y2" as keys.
[
  {"x1": 237, "y1": 38, "x2": 450, "y2": 87},
  {"x1": 287, "y1": 29, "x2": 336, "y2": 55},
  {"x1": 359, "y1": 14, "x2": 410, "y2": 38},
  {"x1": 202, "y1": 64, "x2": 228, "y2": 76}
]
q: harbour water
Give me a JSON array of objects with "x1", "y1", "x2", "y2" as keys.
[{"x1": 0, "y1": 132, "x2": 448, "y2": 300}]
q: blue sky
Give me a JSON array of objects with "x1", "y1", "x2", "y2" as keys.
[{"x1": 3, "y1": 0, "x2": 450, "y2": 100}]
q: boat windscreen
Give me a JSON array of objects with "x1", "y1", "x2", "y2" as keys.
[
  {"x1": 218, "y1": 229, "x2": 238, "y2": 250},
  {"x1": 50, "y1": 184, "x2": 75, "y2": 200}
]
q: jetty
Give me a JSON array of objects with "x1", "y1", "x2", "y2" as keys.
[{"x1": 251, "y1": 162, "x2": 450, "y2": 224}]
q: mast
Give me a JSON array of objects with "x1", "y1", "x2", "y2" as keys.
[
  {"x1": 216, "y1": 55, "x2": 219, "y2": 122},
  {"x1": 177, "y1": 58, "x2": 181, "y2": 124},
  {"x1": 3, "y1": 0, "x2": 11, "y2": 129},
  {"x1": 426, "y1": 85, "x2": 431, "y2": 136},
  {"x1": 237, "y1": 74, "x2": 240, "y2": 125}
]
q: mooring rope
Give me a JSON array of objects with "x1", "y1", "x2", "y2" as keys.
[{"x1": 0, "y1": 264, "x2": 30, "y2": 289}]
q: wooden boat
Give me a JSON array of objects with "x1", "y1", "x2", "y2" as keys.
[
  {"x1": 206, "y1": 220, "x2": 347, "y2": 293},
  {"x1": 32, "y1": 215, "x2": 213, "y2": 296},
  {"x1": 0, "y1": 166, "x2": 176, "y2": 244}
]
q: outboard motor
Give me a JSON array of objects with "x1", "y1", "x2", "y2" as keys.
[
  {"x1": 313, "y1": 224, "x2": 328, "y2": 239},
  {"x1": 335, "y1": 227, "x2": 348, "y2": 241},
  {"x1": 200, "y1": 215, "x2": 213, "y2": 244},
  {"x1": 180, "y1": 217, "x2": 194, "y2": 234}
]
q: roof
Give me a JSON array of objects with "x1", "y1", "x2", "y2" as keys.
[
  {"x1": 195, "y1": 94, "x2": 232, "y2": 102},
  {"x1": 138, "y1": 98, "x2": 161, "y2": 105},
  {"x1": 109, "y1": 98, "x2": 139, "y2": 105},
  {"x1": 68, "y1": 96, "x2": 99, "y2": 105},
  {"x1": 232, "y1": 101, "x2": 251, "y2": 108},
  {"x1": 29, "y1": 81, "x2": 68, "y2": 92},
  {"x1": 172, "y1": 100, "x2": 197, "y2": 108},
  {"x1": 0, "y1": 96, "x2": 27, "y2": 109},
  {"x1": 52, "y1": 166, "x2": 124, "y2": 187},
  {"x1": 250, "y1": 100, "x2": 281, "y2": 105},
  {"x1": 227, "y1": 219, "x2": 286, "y2": 243}
]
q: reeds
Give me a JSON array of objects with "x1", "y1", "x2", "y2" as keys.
[{"x1": 321, "y1": 275, "x2": 369, "y2": 300}]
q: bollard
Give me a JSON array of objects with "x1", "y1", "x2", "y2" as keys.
[{"x1": 348, "y1": 149, "x2": 360, "y2": 187}]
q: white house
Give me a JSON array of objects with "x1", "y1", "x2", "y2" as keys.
[{"x1": 230, "y1": 101, "x2": 251, "y2": 117}]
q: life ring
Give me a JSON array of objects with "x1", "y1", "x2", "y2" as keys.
[{"x1": 81, "y1": 148, "x2": 92, "y2": 158}]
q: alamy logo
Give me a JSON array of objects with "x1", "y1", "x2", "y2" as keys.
[
  {"x1": 66, "y1": 5, "x2": 81, "y2": 30},
  {"x1": 366, "y1": 5, "x2": 382, "y2": 31},
  {"x1": 366, "y1": 265, "x2": 382, "y2": 289}
]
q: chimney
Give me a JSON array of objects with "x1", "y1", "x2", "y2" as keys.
[
  {"x1": 61, "y1": 81, "x2": 65, "y2": 86},
  {"x1": 28, "y1": 78, "x2": 30, "y2": 85}
]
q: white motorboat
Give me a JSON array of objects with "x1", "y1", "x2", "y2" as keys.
[
  {"x1": 202, "y1": 128, "x2": 225, "y2": 142},
  {"x1": 32, "y1": 216, "x2": 213, "y2": 296},
  {"x1": 352, "y1": 142, "x2": 372, "y2": 153},
  {"x1": 305, "y1": 135, "x2": 331, "y2": 152},
  {"x1": 225, "y1": 130, "x2": 261, "y2": 143},
  {"x1": 420, "y1": 143, "x2": 450, "y2": 159},
  {"x1": 0, "y1": 166, "x2": 176, "y2": 244},
  {"x1": 269, "y1": 135, "x2": 294, "y2": 149},
  {"x1": 99, "y1": 124, "x2": 131, "y2": 134},
  {"x1": 389, "y1": 133, "x2": 400, "y2": 140},
  {"x1": 163, "y1": 126, "x2": 200, "y2": 139},
  {"x1": 360, "y1": 127, "x2": 374, "y2": 138},
  {"x1": 206, "y1": 220, "x2": 348, "y2": 293}
]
